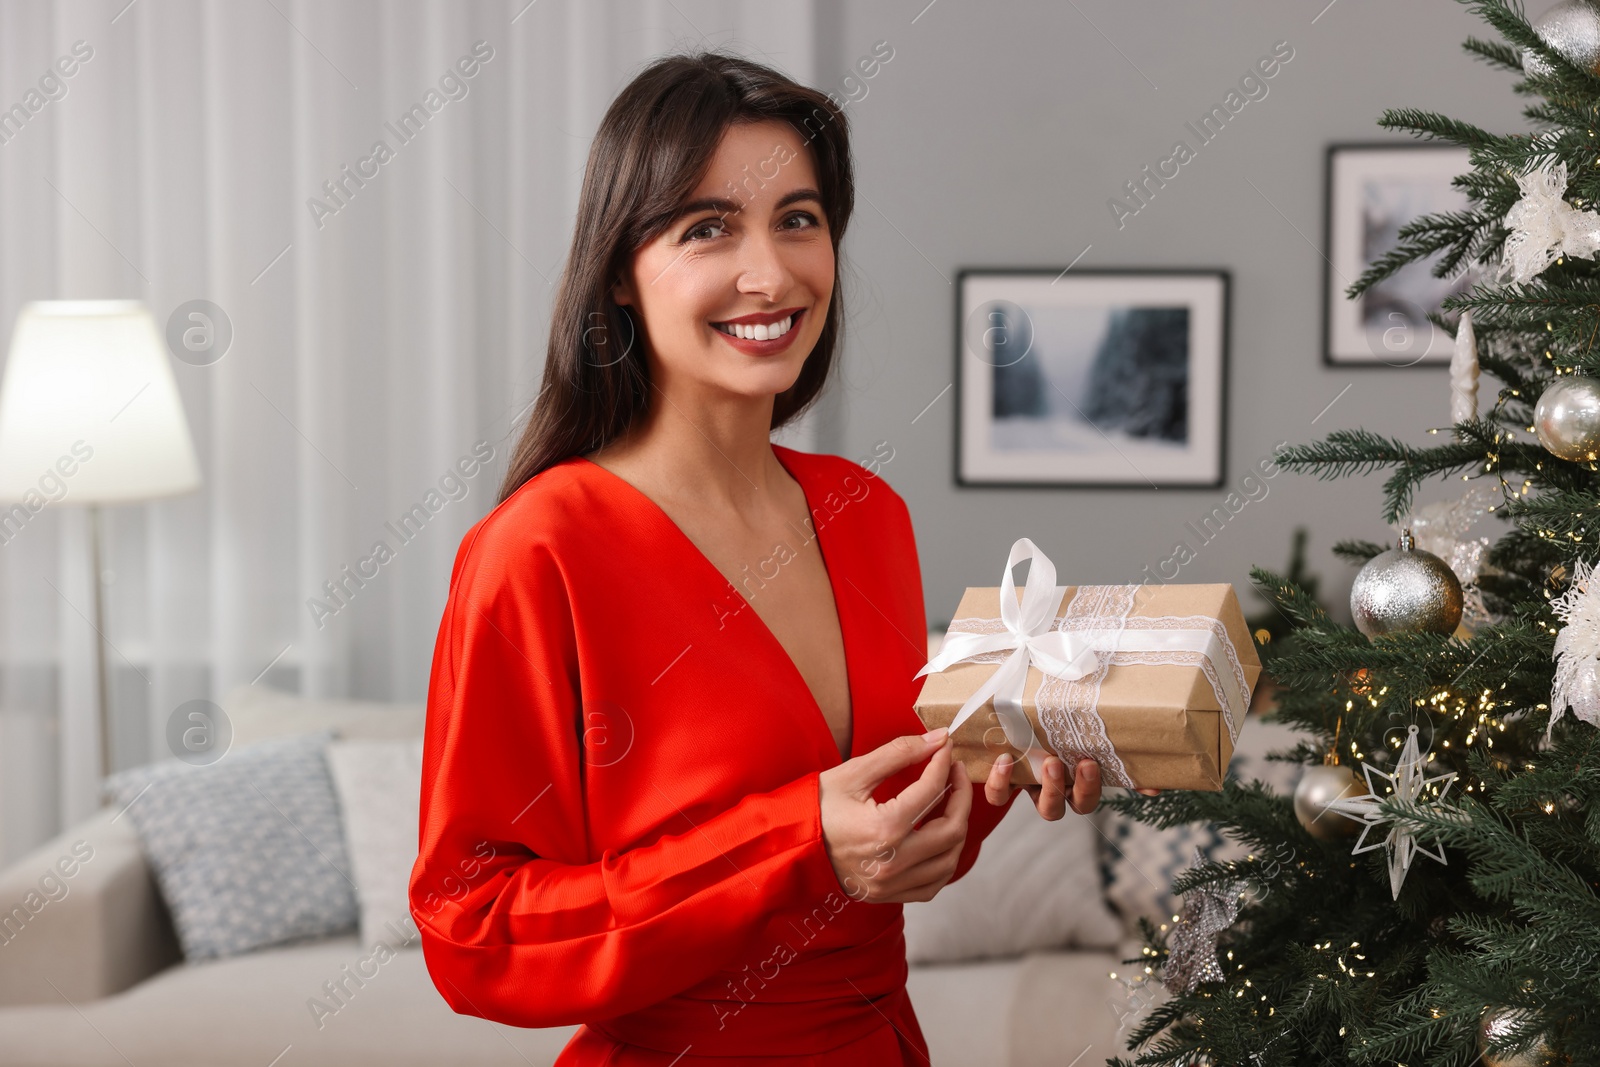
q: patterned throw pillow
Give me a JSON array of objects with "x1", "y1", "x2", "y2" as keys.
[
  {"x1": 1096, "y1": 716, "x2": 1307, "y2": 931},
  {"x1": 102, "y1": 731, "x2": 358, "y2": 961}
]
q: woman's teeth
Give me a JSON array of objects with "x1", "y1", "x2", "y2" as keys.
[{"x1": 715, "y1": 314, "x2": 794, "y2": 341}]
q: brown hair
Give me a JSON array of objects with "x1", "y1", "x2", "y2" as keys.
[{"x1": 497, "y1": 52, "x2": 854, "y2": 504}]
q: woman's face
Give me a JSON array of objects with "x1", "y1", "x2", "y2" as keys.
[{"x1": 614, "y1": 120, "x2": 834, "y2": 405}]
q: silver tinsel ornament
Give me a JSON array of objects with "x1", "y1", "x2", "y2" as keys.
[
  {"x1": 1163, "y1": 849, "x2": 1244, "y2": 995},
  {"x1": 1477, "y1": 1006, "x2": 1552, "y2": 1067},
  {"x1": 1293, "y1": 762, "x2": 1365, "y2": 839},
  {"x1": 1535, "y1": 374, "x2": 1600, "y2": 461},
  {"x1": 1523, "y1": 0, "x2": 1600, "y2": 77},
  {"x1": 1350, "y1": 530, "x2": 1464, "y2": 637}
]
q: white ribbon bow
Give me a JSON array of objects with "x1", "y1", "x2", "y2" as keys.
[{"x1": 915, "y1": 538, "x2": 1103, "y2": 782}]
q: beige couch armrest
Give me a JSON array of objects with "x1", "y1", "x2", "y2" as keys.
[{"x1": 0, "y1": 806, "x2": 181, "y2": 1006}]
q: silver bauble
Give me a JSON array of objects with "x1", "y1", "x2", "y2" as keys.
[
  {"x1": 1523, "y1": 0, "x2": 1600, "y2": 77},
  {"x1": 1351, "y1": 530, "x2": 1464, "y2": 637},
  {"x1": 1535, "y1": 375, "x2": 1600, "y2": 461},
  {"x1": 1293, "y1": 763, "x2": 1365, "y2": 840},
  {"x1": 1477, "y1": 1006, "x2": 1552, "y2": 1067}
]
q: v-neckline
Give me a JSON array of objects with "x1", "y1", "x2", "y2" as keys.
[{"x1": 577, "y1": 447, "x2": 859, "y2": 765}]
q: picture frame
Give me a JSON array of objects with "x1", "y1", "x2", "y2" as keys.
[
  {"x1": 1323, "y1": 142, "x2": 1473, "y2": 367},
  {"x1": 955, "y1": 268, "x2": 1229, "y2": 489}
]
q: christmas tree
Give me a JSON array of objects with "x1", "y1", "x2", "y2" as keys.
[{"x1": 1109, "y1": 3, "x2": 1600, "y2": 1064}]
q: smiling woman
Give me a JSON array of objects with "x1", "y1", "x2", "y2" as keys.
[
  {"x1": 606, "y1": 121, "x2": 834, "y2": 415},
  {"x1": 408, "y1": 52, "x2": 1100, "y2": 1067},
  {"x1": 496, "y1": 56, "x2": 853, "y2": 483}
]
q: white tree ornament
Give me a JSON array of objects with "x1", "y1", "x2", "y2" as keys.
[
  {"x1": 1324, "y1": 726, "x2": 1458, "y2": 899},
  {"x1": 1500, "y1": 161, "x2": 1600, "y2": 285},
  {"x1": 1451, "y1": 309, "x2": 1479, "y2": 425},
  {"x1": 1550, "y1": 557, "x2": 1600, "y2": 735}
]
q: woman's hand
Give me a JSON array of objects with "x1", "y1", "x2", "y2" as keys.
[
  {"x1": 817, "y1": 727, "x2": 970, "y2": 904},
  {"x1": 984, "y1": 752, "x2": 1160, "y2": 819}
]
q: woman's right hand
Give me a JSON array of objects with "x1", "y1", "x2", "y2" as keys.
[{"x1": 816, "y1": 727, "x2": 970, "y2": 904}]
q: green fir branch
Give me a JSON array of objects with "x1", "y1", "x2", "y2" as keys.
[
  {"x1": 1248, "y1": 566, "x2": 1333, "y2": 632},
  {"x1": 1462, "y1": 34, "x2": 1524, "y2": 73},
  {"x1": 1332, "y1": 538, "x2": 1389, "y2": 565},
  {"x1": 1348, "y1": 210, "x2": 1485, "y2": 297},
  {"x1": 1500, "y1": 487, "x2": 1600, "y2": 548},
  {"x1": 1273, "y1": 427, "x2": 1502, "y2": 524},
  {"x1": 1452, "y1": 166, "x2": 1519, "y2": 206},
  {"x1": 1475, "y1": 348, "x2": 1536, "y2": 395},
  {"x1": 1274, "y1": 429, "x2": 1446, "y2": 481},
  {"x1": 1376, "y1": 108, "x2": 1505, "y2": 150},
  {"x1": 1350, "y1": 986, "x2": 1479, "y2": 1065}
]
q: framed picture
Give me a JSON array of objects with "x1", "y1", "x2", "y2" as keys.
[
  {"x1": 1324, "y1": 143, "x2": 1472, "y2": 366},
  {"x1": 955, "y1": 268, "x2": 1229, "y2": 489}
]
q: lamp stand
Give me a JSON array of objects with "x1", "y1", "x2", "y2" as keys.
[{"x1": 89, "y1": 502, "x2": 112, "y2": 781}]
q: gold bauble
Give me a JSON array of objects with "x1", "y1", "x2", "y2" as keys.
[
  {"x1": 1477, "y1": 1006, "x2": 1552, "y2": 1067},
  {"x1": 1293, "y1": 764, "x2": 1365, "y2": 840}
]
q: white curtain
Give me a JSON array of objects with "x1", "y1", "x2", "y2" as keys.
[{"x1": 0, "y1": 0, "x2": 820, "y2": 862}]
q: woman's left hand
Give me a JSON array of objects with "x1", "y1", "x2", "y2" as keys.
[{"x1": 984, "y1": 753, "x2": 1158, "y2": 819}]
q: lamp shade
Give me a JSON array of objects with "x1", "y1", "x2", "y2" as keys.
[{"x1": 0, "y1": 300, "x2": 201, "y2": 504}]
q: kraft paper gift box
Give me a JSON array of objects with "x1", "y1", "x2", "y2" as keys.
[{"x1": 913, "y1": 538, "x2": 1261, "y2": 792}]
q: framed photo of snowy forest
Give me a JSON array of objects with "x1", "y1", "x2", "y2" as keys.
[
  {"x1": 955, "y1": 268, "x2": 1228, "y2": 488},
  {"x1": 1323, "y1": 143, "x2": 1472, "y2": 366}
]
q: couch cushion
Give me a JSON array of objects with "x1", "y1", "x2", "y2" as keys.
[
  {"x1": 0, "y1": 934, "x2": 579, "y2": 1067},
  {"x1": 325, "y1": 738, "x2": 424, "y2": 949},
  {"x1": 902, "y1": 793, "x2": 1122, "y2": 965},
  {"x1": 101, "y1": 732, "x2": 358, "y2": 961},
  {"x1": 1006, "y1": 948, "x2": 1148, "y2": 1067},
  {"x1": 0, "y1": 935, "x2": 1121, "y2": 1067},
  {"x1": 907, "y1": 949, "x2": 1127, "y2": 1066},
  {"x1": 221, "y1": 684, "x2": 425, "y2": 747}
]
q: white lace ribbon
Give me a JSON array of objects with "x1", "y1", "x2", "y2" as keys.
[{"x1": 916, "y1": 537, "x2": 1250, "y2": 787}]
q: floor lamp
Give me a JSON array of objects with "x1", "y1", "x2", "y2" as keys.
[{"x1": 0, "y1": 301, "x2": 202, "y2": 781}]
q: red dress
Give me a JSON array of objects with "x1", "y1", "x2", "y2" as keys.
[{"x1": 409, "y1": 444, "x2": 1017, "y2": 1064}]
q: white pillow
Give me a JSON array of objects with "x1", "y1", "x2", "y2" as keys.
[
  {"x1": 325, "y1": 738, "x2": 424, "y2": 950},
  {"x1": 902, "y1": 796, "x2": 1124, "y2": 964},
  {"x1": 221, "y1": 683, "x2": 425, "y2": 746}
]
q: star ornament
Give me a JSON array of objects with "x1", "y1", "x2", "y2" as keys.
[
  {"x1": 1324, "y1": 725, "x2": 1458, "y2": 899},
  {"x1": 1163, "y1": 848, "x2": 1245, "y2": 995}
]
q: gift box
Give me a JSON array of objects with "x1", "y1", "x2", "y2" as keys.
[{"x1": 914, "y1": 538, "x2": 1261, "y2": 792}]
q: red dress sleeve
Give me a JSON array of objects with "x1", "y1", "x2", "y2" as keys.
[{"x1": 408, "y1": 524, "x2": 846, "y2": 1029}]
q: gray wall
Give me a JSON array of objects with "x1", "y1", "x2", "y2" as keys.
[{"x1": 813, "y1": 0, "x2": 1533, "y2": 625}]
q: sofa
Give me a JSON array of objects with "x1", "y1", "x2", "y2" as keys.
[{"x1": 0, "y1": 673, "x2": 1300, "y2": 1067}]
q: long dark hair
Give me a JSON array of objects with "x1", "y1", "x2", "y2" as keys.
[{"x1": 497, "y1": 52, "x2": 854, "y2": 504}]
